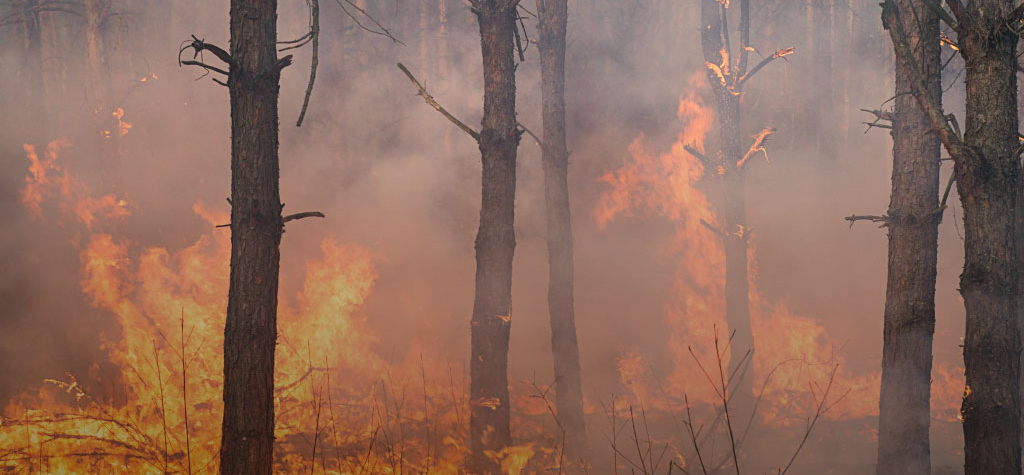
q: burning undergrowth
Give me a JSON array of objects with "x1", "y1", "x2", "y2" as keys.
[{"x1": 0, "y1": 78, "x2": 965, "y2": 473}]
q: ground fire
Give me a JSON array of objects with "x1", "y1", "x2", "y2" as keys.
[{"x1": 0, "y1": 0, "x2": 1013, "y2": 474}]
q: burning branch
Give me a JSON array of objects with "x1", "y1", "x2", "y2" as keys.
[
  {"x1": 737, "y1": 127, "x2": 775, "y2": 169},
  {"x1": 396, "y1": 63, "x2": 480, "y2": 141}
]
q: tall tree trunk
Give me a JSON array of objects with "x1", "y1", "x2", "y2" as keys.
[
  {"x1": 219, "y1": 0, "x2": 285, "y2": 473},
  {"x1": 699, "y1": 0, "x2": 754, "y2": 406},
  {"x1": 468, "y1": 1, "x2": 519, "y2": 473},
  {"x1": 957, "y1": 3, "x2": 1021, "y2": 471},
  {"x1": 875, "y1": 0, "x2": 940, "y2": 473},
  {"x1": 883, "y1": 1, "x2": 1021, "y2": 473},
  {"x1": 537, "y1": 0, "x2": 586, "y2": 458}
]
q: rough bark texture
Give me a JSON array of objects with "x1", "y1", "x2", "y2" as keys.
[
  {"x1": 219, "y1": 0, "x2": 284, "y2": 474},
  {"x1": 883, "y1": 1, "x2": 1021, "y2": 473},
  {"x1": 699, "y1": 0, "x2": 754, "y2": 403},
  {"x1": 536, "y1": 0, "x2": 587, "y2": 458},
  {"x1": 957, "y1": 2, "x2": 1021, "y2": 471},
  {"x1": 468, "y1": 2, "x2": 519, "y2": 473},
  {"x1": 875, "y1": 0, "x2": 940, "y2": 473}
]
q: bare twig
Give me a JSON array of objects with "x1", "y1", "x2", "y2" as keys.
[
  {"x1": 334, "y1": 0, "x2": 405, "y2": 45},
  {"x1": 396, "y1": 63, "x2": 480, "y2": 141},
  {"x1": 844, "y1": 214, "x2": 891, "y2": 227}
]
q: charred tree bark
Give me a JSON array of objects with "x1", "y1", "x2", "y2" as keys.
[
  {"x1": 875, "y1": 0, "x2": 940, "y2": 473},
  {"x1": 699, "y1": 0, "x2": 754, "y2": 406},
  {"x1": 882, "y1": 1, "x2": 1021, "y2": 473},
  {"x1": 468, "y1": 1, "x2": 520, "y2": 473},
  {"x1": 537, "y1": 0, "x2": 586, "y2": 457},
  {"x1": 219, "y1": 0, "x2": 285, "y2": 474}
]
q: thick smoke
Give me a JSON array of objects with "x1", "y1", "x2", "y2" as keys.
[{"x1": 0, "y1": 0, "x2": 974, "y2": 473}]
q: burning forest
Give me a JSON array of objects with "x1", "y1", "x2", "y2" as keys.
[{"x1": 0, "y1": 0, "x2": 1019, "y2": 473}]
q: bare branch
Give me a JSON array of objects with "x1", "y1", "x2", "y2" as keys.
[
  {"x1": 334, "y1": 0, "x2": 405, "y2": 45},
  {"x1": 920, "y1": 0, "x2": 958, "y2": 29},
  {"x1": 283, "y1": 211, "x2": 325, "y2": 223},
  {"x1": 861, "y1": 108, "x2": 895, "y2": 122},
  {"x1": 700, "y1": 219, "x2": 728, "y2": 239},
  {"x1": 517, "y1": 122, "x2": 543, "y2": 149},
  {"x1": 844, "y1": 214, "x2": 891, "y2": 228},
  {"x1": 861, "y1": 108, "x2": 895, "y2": 133},
  {"x1": 396, "y1": 63, "x2": 480, "y2": 141},
  {"x1": 296, "y1": 0, "x2": 320, "y2": 127},
  {"x1": 179, "y1": 60, "x2": 228, "y2": 77},
  {"x1": 181, "y1": 35, "x2": 232, "y2": 65},
  {"x1": 737, "y1": 47, "x2": 794, "y2": 88},
  {"x1": 683, "y1": 145, "x2": 711, "y2": 165}
]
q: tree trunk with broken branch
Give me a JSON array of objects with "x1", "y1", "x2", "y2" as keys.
[
  {"x1": 219, "y1": 0, "x2": 288, "y2": 473},
  {"x1": 468, "y1": 1, "x2": 520, "y2": 473},
  {"x1": 875, "y1": 0, "x2": 941, "y2": 473}
]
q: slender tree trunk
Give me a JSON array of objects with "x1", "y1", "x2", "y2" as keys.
[
  {"x1": 875, "y1": 0, "x2": 940, "y2": 473},
  {"x1": 468, "y1": 2, "x2": 519, "y2": 473},
  {"x1": 219, "y1": 0, "x2": 284, "y2": 473},
  {"x1": 957, "y1": 3, "x2": 1021, "y2": 471},
  {"x1": 537, "y1": 0, "x2": 586, "y2": 458},
  {"x1": 699, "y1": 0, "x2": 754, "y2": 405}
]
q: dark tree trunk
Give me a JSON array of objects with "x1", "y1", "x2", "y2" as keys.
[
  {"x1": 699, "y1": 0, "x2": 754, "y2": 404},
  {"x1": 883, "y1": 1, "x2": 1021, "y2": 473},
  {"x1": 219, "y1": 0, "x2": 284, "y2": 474},
  {"x1": 468, "y1": 1, "x2": 519, "y2": 473},
  {"x1": 537, "y1": 0, "x2": 586, "y2": 458},
  {"x1": 875, "y1": 0, "x2": 940, "y2": 473},
  {"x1": 957, "y1": 3, "x2": 1021, "y2": 471}
]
